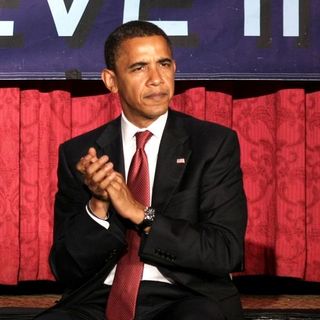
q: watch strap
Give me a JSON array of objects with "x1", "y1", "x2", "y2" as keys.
[{"x1": 137, "y1": 207, "x2": 155, "y2": 232}]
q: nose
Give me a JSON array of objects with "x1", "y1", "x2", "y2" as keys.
[{"x1": 147, "y1": 66, "x2": 163, "y2": 86}]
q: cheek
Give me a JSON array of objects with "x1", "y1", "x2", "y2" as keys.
[
  {"x1": 166, "y1": 78, "x2": 175, "y2": 95},
  {"x1": 122, "y1": 84, "x2": 144, "y2": 103},
  {"x1": 164, "y1": 72, "x2": 175, "y2": 85}
]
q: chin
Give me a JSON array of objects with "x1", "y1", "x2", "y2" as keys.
[{"x1": 148, "y1": 107, "x2": 168, "y2": 118}]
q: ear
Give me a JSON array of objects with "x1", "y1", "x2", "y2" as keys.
[
  {"x1": 101, "y1": 68, "x2": 118, "y2": 93},
  {"x1": 172, "y1": 60, "x2": 177, "y2": 73}
]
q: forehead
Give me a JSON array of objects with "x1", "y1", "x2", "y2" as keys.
[{"x1": 115, "y1": 36, "x2": 172, "y2": 63}]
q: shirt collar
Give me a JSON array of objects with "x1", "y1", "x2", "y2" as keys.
[{"x1": 121, "y1": 111, "x2": 168, "y2": 145}]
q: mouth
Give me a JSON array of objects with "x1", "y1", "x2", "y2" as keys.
[{"x1": 144, "y1": 92, "x2": 168, "y2": 101}]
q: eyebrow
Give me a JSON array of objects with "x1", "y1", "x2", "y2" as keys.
[
  {"x1": 128, "y1": 58, "x2": 173, "y2": 70},
  {"x1": 158, "y1": 58, "x2": 173, "y2": 63}
]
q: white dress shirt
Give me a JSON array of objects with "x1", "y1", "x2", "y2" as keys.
[{"x1": 87, "y1": 111, "x2": 172, "y2": 285}]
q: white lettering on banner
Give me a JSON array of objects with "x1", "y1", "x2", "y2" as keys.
[
  {"x1": 244, "y1": 0, "x2": 260, "y2": 36},
  {"x1": 0, "y1": 1, "x2": 304, "y2": 41},
  {"x1": 123, "y1": 0, "x2": 189, "y2": 36},
  {"x1": 47, "y1": 0, "x2": 90, "y2": 36},
  {"x1": 283, "y1": 0, "x2": 299, "y2": 37},
  {"x1": 244, "y1": 0, "x2": 301, "y2": 37},
  {"x1": 0, "y1": 21, "x2": 14, "y2": 36}
]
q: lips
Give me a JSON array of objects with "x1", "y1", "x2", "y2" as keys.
[{"x1": 144, "y1": 92, "x2": 168, "y2": 100}]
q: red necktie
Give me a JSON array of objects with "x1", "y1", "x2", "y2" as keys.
[{"x1": 106, "y1": 131, "x2": 152, "y2": 320}]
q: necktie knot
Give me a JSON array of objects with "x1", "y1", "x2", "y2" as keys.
[{"x1": 135, "y1": 131, "x2": 152, "y2": 150}]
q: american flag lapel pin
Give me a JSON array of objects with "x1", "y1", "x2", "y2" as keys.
[{"x1": 176, "y1": 158, "x2": 185, "y2": 164}]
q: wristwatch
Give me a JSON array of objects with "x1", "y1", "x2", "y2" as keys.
[{"x1": 137, "y1": 207, "x2": 156, "y2": 233}]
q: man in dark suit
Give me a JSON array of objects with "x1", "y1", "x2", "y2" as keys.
[{"x1": 35, "y1": 20, "x2": 247, "y2": 320}]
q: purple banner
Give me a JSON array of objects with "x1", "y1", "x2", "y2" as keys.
[{"x1": 0, "y1": 0, "x2": 319, "y2": 80}]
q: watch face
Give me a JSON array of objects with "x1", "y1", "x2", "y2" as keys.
[
  {"x1": 137, "y1": 207, "x2": 155, "y2": 232},
  {"x1": 145, "y1": 207, "x2": 155, "y2": 221}
]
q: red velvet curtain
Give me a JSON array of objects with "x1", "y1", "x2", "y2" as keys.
[{"x1": 0, "y1": 81, "x2": 319, "y2": 285}]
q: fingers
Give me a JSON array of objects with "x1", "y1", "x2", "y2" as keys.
[
  {"x1": 85, "y1": 155, "x2": 109, "y2": 176},
  {"x1": 85, "y1": 160, "x2": 114, "y2": 189},
  {"x1": 98, "y1": 170, "x2": 118, "y2": 190},
  {"x1": 88, "y1": 147, "x2": 97, "y2": 157},
  {"x1": 76, "y1": 149, "x2": 98, "y2": 174},
  {"x1": 104, "y1": 171, "x2": 126, "y2": 193},
  {"x1": 76, "y1": 148, "x2": 115, "y2": 200},
  {"x1": 77, "y1": 147, "x2": 109, "y2": 176}
]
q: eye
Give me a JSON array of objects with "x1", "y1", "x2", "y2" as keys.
[
  {"x1": 159, "y1": 59, "x2": 173, "y2": 69},
  {"x1": 160, "y1": 61, "x2": 171, "y2": 67},
  {"x1": 133, "y1": 66, "x2": 144, "y2": 72},
  {"x1": 130, "y1": 64, "x2": 147, "y2": 72}
]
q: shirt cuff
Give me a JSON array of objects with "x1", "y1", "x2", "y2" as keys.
[{"x1": 86, "y1": 204, "x2": 110, "y2": 229}]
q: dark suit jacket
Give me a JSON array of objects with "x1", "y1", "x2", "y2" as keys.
[{"x1": 50, "y1": 109, "x2": 247, "y2": 306}]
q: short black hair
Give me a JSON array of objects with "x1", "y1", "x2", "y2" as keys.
[{"x1": 104, "y1": 20, "x2": 172, "y2": 71}]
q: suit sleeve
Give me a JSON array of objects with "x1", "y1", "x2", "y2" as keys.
[
  {"x1": 50, "y1": 144, "x2": 126, "y2": 288},
  {"x1": 140, "y1": 130, "x2": 247, "y2": 277}
]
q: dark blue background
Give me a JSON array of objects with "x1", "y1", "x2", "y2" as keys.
[{"x1": 0, "y1": 1, "x2": 319, "y2": 80}]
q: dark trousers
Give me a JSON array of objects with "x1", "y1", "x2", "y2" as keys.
[{"x1": 34, "y1": 281, "x2": 244, "y2": 320}]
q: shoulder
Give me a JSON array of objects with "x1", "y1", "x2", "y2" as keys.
[
  {"x1": 62, "y1": 124, "x2": 106, "y2": 149},
  {"x1": 169, "y1": 109, "x2": 237, "y2": 142},
  {"x1": 59, "y1": 116, "x2": 120, "y2": 158},
  {"x1": 168, "y1": 110, "x2": 241, "y2": 165}
]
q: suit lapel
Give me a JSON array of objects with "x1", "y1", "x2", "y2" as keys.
[
  {"x1": 152, "y1": 111, "x2": 191, "y2": 211},
  {"x1": 95, "y1": 116, "x2": 125, "y2": 176}
]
